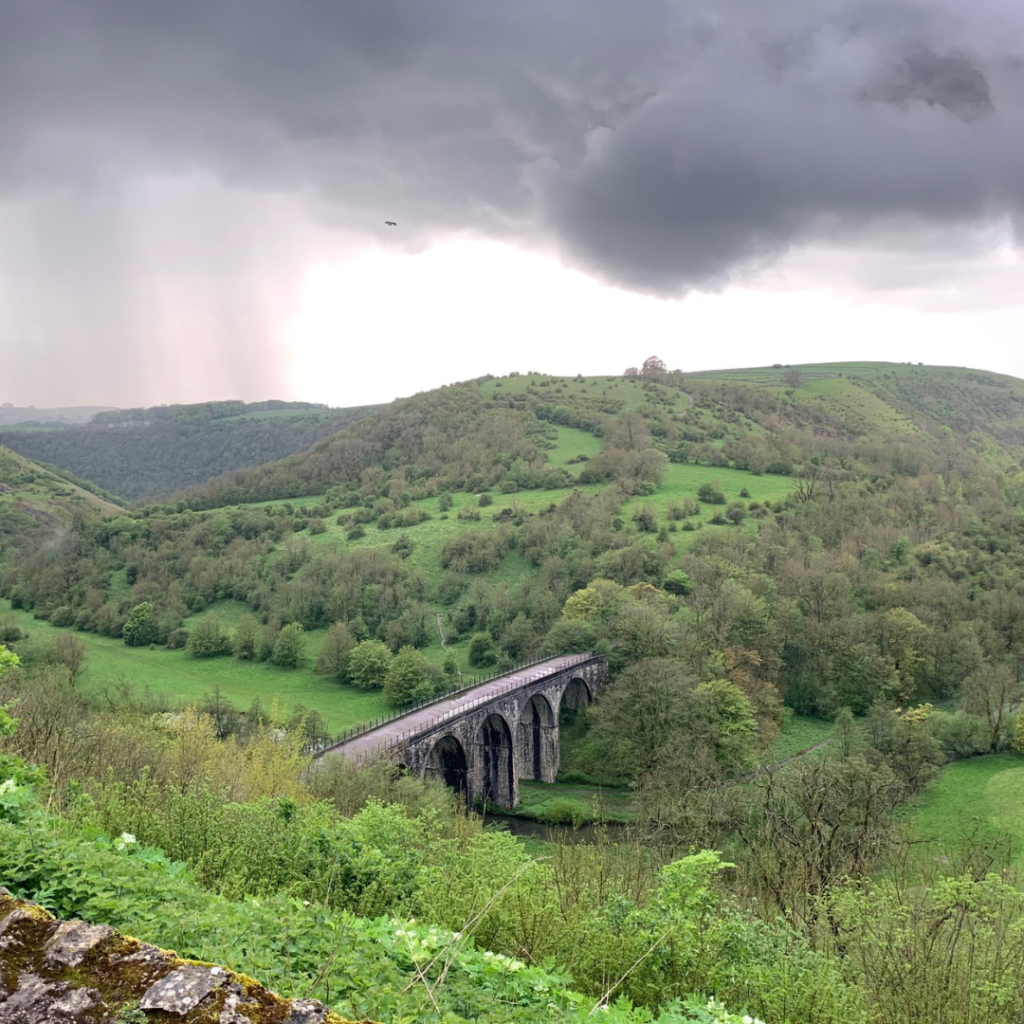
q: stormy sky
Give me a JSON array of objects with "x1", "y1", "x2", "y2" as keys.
[{"x1": 1, "y1": 0, "x2": 1023, "y2": 408}]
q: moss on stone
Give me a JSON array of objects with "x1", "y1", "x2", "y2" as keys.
[{"x1": 0, "y1": 890, "x2": 370, "y2": 1023}]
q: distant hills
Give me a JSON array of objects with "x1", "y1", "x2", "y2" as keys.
[
  {"x1": 0, "y1": 404, "x2": 117, "y2": 426},
  {"x1": 5, "y1": 361, "x2": 1024, "y2": 516},
  {"x1": 0, "y1": 399, "x2": 381, "y2": 503}
]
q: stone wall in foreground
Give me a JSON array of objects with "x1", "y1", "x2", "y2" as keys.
[{"x1": 0, "y1": 888, "x2": 374, "y2": 1024}]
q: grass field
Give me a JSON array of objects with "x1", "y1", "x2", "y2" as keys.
[
  {"x1": 1, "y1": 599, "x2": 388, "y2": 733},
  {"x1": 764, "y1": 714, "x2": 835, "y2": 762},
  {"x1": 511, "y1": 780, "x2": 635, "y2": 824},
  {"x1": 905, "y1": 753, "x2": 1024, "y2": 872},
  {"x1": 685, "y1": 360, "x2": 966, "y2": 384}
]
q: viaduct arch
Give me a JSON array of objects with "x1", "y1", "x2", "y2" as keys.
[{"x1": 320, "y1": 654, "x2": 608, "y2": 809}]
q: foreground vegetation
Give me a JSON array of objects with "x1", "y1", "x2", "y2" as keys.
[{"x1": 5, "y1": 645, "x2": 1024, "y2": 1024}]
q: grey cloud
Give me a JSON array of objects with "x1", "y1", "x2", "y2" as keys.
[
  {"x1": 1, "y1": 0, "x2": 1023, "y2": 401},
  {"x1": 864, "y1": 46, "x2": 995, "y2": 122}
]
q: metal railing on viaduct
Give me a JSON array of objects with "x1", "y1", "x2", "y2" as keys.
[{"x1": 313, "y1": 652, "x2": 609, "y2": 810}]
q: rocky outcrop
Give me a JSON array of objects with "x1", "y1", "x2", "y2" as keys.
[{"x1": 0, "y1": 889, "x2": 374, "y2": 1023}]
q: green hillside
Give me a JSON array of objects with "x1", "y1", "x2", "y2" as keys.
[
  {"x1": 4, "y1": 360, "x2": 1024, "y2": 740},
  {"x1": 0, "y1": 398, "x2": 381, "y2": 502},
  {"x1": 0, "y1": 442, "x2": 123, "y2": 553}
]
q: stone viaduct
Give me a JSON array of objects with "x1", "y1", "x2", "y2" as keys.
[{"x1": 318, "y1": 653, "x2": 608, "y2": 809}]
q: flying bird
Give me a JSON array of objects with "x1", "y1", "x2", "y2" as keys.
[{"x1": 384, "y1": 220, "x2": 397, "y2": 227}]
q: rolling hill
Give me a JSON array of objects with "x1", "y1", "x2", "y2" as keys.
[
  {"x1": 4, "y1": 359, "x2": 1024, "y2": 740},
  {"x1": 0, "y1": 442, "x2": 123, "y2": 554},
  {"x1": 0, "y1": 399, "x2": 381, "y2": 502}
]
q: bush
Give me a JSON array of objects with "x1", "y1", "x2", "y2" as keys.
[
  {"x1": 725, "y1": 505, "x2": 746, "y2": 525},
  {"x1": 51, "y1": 605, "x2": 75, "y2": 628},
  {"x1": 468, "y1": 632, "x2": 497, "y2": 668},
  {"x1": 663, "y1": 570, "x2": 693, "y2": 596},
  {"x1": 0, "y1": 617, "x2": 23, "y2": 643},
  {"x1": 187, "y1": 616, "x2": 232, "y2": 658},
  {"x1": 348, "y1": 639, "x2": 392, "y2": 689},
  {"x1": 270, "y1": 622, "x2": 307, "y2": 668},
  {"x1": 697, "y1": 482, "x2": 727, "y2": 505},
  {"x1": 539, "y1": 798, "x2": 585, "y2": 826},
  {"x1": 308, "y1": 518, "x2": 327, "y2": 535},
  {"x1": 122, "y1": 603, "x2": 158, "y2": 647},
  {"x1": 478, "y1": 493, "x2": 493, "y2": 507},
  {"x1": 165, "y1": 628, "x2": 189, "y2": 650},
  {"x1": 390, "y1": 534, "x2": 414, "y2": 559}
]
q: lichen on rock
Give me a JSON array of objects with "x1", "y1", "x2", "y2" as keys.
[{"x1": 0, "y1": 888, "x2": 372, "y2": 1023}]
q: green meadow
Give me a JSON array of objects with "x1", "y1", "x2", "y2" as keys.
[
  {"x1": 764, "y1": 714, "x2": 835, "y2": 762},
  {"x1": 905, "y1": 753, "x2": 1024, "y2": 872},
  {"x1": 511, "y1": 779, "x2": 636, "y2": 824},
  {"x1": 1, "y1": 598, "x2": 388, "y2": 733}
]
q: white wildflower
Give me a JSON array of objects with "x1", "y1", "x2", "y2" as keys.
[
  {"x1": 0, "y1": 779, "x2": 16, "y2": 795},
  {"x1": 114, "y1": 832, "x2": 137, "y2": 851},
  {"x1": 743, "y1": 1017, "x2": 754, "y2": 1024}
]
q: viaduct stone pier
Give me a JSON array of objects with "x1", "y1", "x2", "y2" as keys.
[{"x1": 318, "y1": 653, "x2": 608, "y2": 809}]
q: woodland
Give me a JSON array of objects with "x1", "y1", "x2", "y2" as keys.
[
  {"x1": 3, "y1": 360, "x2": 1024, "y2": 1023},
  {"x1": 0, "y1": 399, "x2": 380, "y2": 502}
]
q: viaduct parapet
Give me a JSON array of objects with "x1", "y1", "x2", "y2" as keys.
[{"x1": 319, "y1": 654, "x2": 608, "y2": 809}]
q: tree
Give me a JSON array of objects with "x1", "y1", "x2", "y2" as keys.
[
  {"x1": 961, "y1": 663, "x2": 1023, "y2": 751},
  {"x1": 663, "y1": 570, "x2": 693, "y2": 596},
  {"x1": 348, "y1": 639, "x2": 392, "y2": 689},
  {"x1": 271, "y1": 622, "x2": 307, "y2": 668},
  {"x1": 562, "y1": 579, "x2": 626, "y2": 626},
  {"x1": 876, "y1": 607, "x2": 933, "y2": 703},
  {"x1": 697, "y1": 482, "x2": 726, "y2": 505},
  {"x1": 233, "y1": 613, "x2": 260, "y2": 660},
  {"x1": 468, "y1": 632, "x2": 497, "y2": 667},
  {"x1": 383, "y1": 646, "x2": 436, "y2": 707},
  {"x1": 640, "y1": 355, "x2": 667, "y2": 377},
  {"x1": 783, "y1": 366, "x2": 803, "y2": 388},
  {"x1": 0, "y1": 644, "x2": 19, "y2": 678},
  {"x1": 316, "y1": 621, "x2": 356, "y2": 681},
  {"x1": 736, "y1": 755, "x2": 902, "y2": 921},
  {"x1": 725, "y1": 505, "x2": 746, "y2": 526},
  {"x1": 543, "y1": 618, "x2": 597, "y2": 655},
  {"x1": 53, "y1": 633, "x2": 86, "y2": 684},
  {"x1": 441, "y1": 651, "x2": 461, "y2": 686},
  {"x1": 187, "y1": 616, "x2": 232, "y2": 657},
  {"x1": 122, "y1": 602, "x2": 158, "y2": 647},
  {"x1": 586, "y1": 659, "x2": 699, "y2": 781},
  {"x1": 691, "y1": 679, "x2": 758, "y2": 771}
]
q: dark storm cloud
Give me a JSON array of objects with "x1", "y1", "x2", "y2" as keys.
[
  {"x1": 864, "y1": 47, "x2": 995, "y2": 122},
  {"x1": 0, "y1": 0, "x2": 1022, "y2": 401}
]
